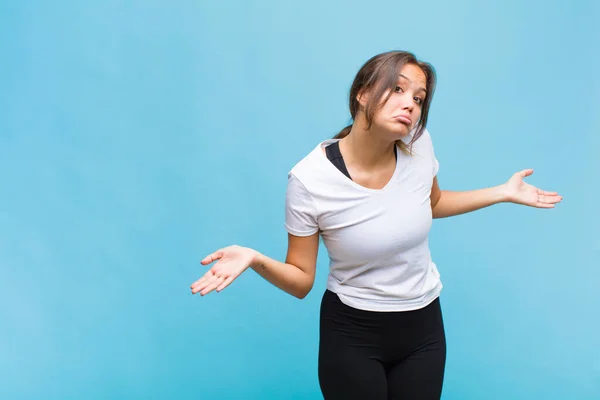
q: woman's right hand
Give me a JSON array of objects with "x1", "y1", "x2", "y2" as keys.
[{"x1": 190, "y1": 245, "x2": 259, "y2": 296}]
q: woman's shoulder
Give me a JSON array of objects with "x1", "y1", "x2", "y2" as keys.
[
  {"x1": 286, "y1": 139, "x2": 346, "y2": 201},
  {"x1": 288, "y1": 139, "x2": 336, "y2": 178},
  {"x1": 406, "y1": 127, "x2": 435, "y2": 154}
]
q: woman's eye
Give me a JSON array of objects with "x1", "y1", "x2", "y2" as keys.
[
  {"x1": 414, "y1": 97, "x2": 423, "y2": 105},
  {"x1": 394, "y1": 85, "x2": 403, "y2": 93}
]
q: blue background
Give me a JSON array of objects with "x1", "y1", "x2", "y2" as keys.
[{"x1": 1, "y1": 1, "x2": 598, "y2": 399}]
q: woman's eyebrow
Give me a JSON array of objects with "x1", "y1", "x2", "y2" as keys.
[{"x1": 398, "y1": 74, "x2": 426, "y2": 93}]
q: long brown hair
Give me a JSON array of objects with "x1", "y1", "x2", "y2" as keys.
[{"x1": 334, "y1": 51, "x2": 436, "y2": 154}]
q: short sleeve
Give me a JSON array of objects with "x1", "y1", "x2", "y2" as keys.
[
  {"x1": 284, "y1": 173, "x2": 319, "y2": 236},
  {"x1": 429, "y1": 131, "x2": 440, "y2": 177}
]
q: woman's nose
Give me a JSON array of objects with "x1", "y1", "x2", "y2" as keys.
[{"x1": 401, "y1": 95, "x2": 414, "y2": 111}]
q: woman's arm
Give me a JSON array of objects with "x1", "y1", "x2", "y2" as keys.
[
  {"x1": 191, "y1": 232, "x2": 319, "y2": 299},
  {"x1": 251, "y1": 233, "x2": 319, "y2": 299},
  {"x1": 430, "y1": 169, "x2": 562, "y2": 219}
]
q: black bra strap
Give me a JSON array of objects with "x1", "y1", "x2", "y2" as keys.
[
  {"x1": 325, "y1": 141, "x2": 397, "y2": 181},
  {"x1": 325, "y1": 141, "x2": 352, "y2": 180}
]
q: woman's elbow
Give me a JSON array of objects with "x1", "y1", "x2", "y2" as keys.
[{"x1": 293, "y1": 279, "x2": 314, "y2": 299}]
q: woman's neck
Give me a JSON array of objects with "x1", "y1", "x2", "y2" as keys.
[{"x1": 339, "y1": 121, "x2": 397, "y2": 170}]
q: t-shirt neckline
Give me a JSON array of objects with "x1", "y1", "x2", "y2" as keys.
[{"x1": 317, "y1": 139, "x2": 402, "y2": 194}]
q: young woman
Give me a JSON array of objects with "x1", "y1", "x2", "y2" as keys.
[{"x1": 191, "y1": 51, "x2": 562, "y2": 399}]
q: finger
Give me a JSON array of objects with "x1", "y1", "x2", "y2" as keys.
[
  {"x1": 539, "y1": 194, "x2": 562, "y2": 204},
  {"x1": 191, "y1": 282, "x2": 207, "y2": 295},
  {"x1": 537, "y1": 189, "x2": 559, "y2": 196},
  {"x1": 191, "y1": 273, "x2": 219, "y2": 294},
  {"x1": 216, "y1": 276, "x2": 235, "y2": 292},
  {"x1": 519, "y1": 169, "x2": 534, "y2": 178},
  {"x1": 191, "y1": 277, "x2": 209, "y2": 292},
  {"x1": 190, "y1": 269, "x2": 216, "y2": 289},
  {"x1": 201, "y1": 249, "x2": 224, "y2": 266},
  {"x1": 201, "y1": 276, "x2": 225, "y2": 296},
  {"x1": 536, "y1": 202, "x2": 555, "y2": 209},
  {"x1": 191, "y1": 276, "x2": 211, "y2": 294}
]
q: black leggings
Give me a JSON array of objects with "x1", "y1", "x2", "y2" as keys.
[{"x1": 318, "y1": 290, "x2": 446, "y2": 400}]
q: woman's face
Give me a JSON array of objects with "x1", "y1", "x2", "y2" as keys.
[{"x1": 365, "y1": 63, "x2": 428, "y2": 139}]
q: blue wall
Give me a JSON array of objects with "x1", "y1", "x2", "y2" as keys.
[{"x1": 1, "y1": 1, "x2": 598, "y2": 399}]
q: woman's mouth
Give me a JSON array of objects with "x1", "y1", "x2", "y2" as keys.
[{"x1": 394, "y1": 115, "x2": 412, "y2": 125}]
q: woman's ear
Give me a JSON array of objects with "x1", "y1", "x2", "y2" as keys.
[{"x1": 356, "y1": 89, "x2": 370, "y2": 108}]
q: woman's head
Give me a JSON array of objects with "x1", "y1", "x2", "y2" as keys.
[{"x1": 335, "y1": 51, "x2": 436, "y2": 151}]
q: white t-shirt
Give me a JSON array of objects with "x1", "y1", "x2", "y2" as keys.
[{"x1": 284, "y1": 128, "x2": 442, "y2": 312}]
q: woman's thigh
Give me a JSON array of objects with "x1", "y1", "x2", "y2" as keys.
[{"x1": 318, "y1": 290, "x2": 388, "y2": 400}]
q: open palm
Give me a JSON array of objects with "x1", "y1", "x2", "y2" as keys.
[
  {"x1": 504, "y1": 169, "x2": 562, "y2": 208},
  {"x1": 190, "y1": 245, "x2": 258, "y2": 296}
]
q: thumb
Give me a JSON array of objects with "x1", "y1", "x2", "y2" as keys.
[
  {"x1": 201, "y1": 249, "x2": 225, "y2": 265},
  {"x1": 518, "y1": 169, "x2": 534, "y2": 178}
]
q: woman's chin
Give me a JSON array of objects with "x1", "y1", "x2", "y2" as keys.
[{"x1": 390, "y1": 125, "x2": 412, "y2": 139}]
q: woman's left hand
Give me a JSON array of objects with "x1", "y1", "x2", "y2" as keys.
[{"x1": 503, "y1": 169, "x2": 562, "y2": 208}]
